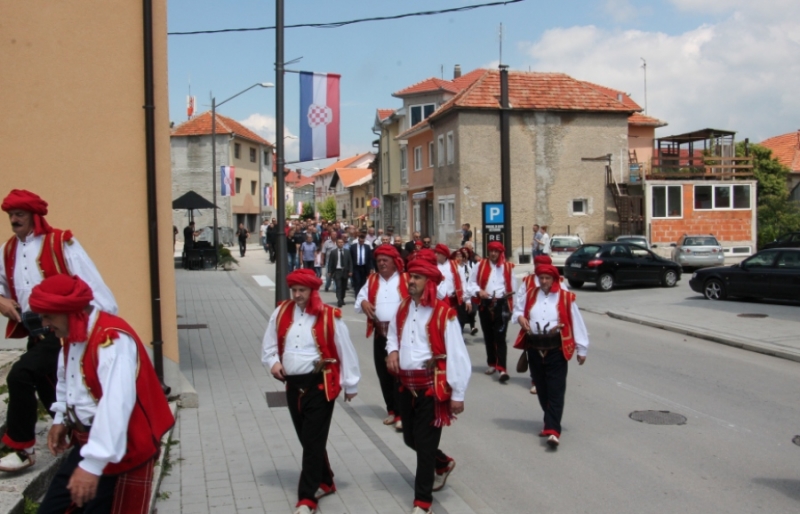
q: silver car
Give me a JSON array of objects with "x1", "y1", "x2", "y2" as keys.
[
  {"x1": 671, "y1": 234, "x2": 725, "y2": 270},
  {"x1": 615, "y1": 235, "x2": 648, "y2": 248},
  {"x1": 547, "y1": 235, "x2": 583, "y2": 268}
]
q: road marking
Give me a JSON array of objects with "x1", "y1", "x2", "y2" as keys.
[
  {"x1": 609, "y1": 379, "x2": 750, "y2": 433},
  {"x1": 252, "y1": 275, "x2": 275, "y2": 288}
]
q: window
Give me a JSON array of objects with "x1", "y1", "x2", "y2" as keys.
[
  {"x1": 695, "y1": 185, "x2": 751, "y2": 210},
  {"x1": 400, "y1": 194, "x2": 408, "y2": 234},
  {"x1": 251, "y1": 181, "x2": 257, "y2": 195},
  {"x1": 249, "y1": 147, "x2": 256, "y2": 163},
  {"x1": 263, "y1": 151, "x2": 271, "y2": 168},
  {"x1": 235, "y1": 177, "x2": 242, "y2": 194},
  {"x1": 428, "y1": 142, "x2": 434, "y2": 167},
  {"x1": 437, "y1": 135, "x2": 445, "y2": 166},
  {"x1": 437, "y1": 194, "x2": 455, "y2": 225},
  {"x1": 446, "y1": 132, "x2": 454, "y2": 164},
  {"x1": 414, "y1": 146, "x2": 422, "y2": 171},
  {"x1": 234, "y1": 143, "x2": 241, "y2": 159},
  {"x1": 400, "y1": 146, "x2": 408, "y2": 183},
  {"x1": 652, "y1": 185, "x2": 682, "y2": 218},
  {"x1": 572, "y1": 199, "x2": 587, "y2": 215},
  {"x1": 409, "y1": 103, "x2": 435, "y2": 128}
]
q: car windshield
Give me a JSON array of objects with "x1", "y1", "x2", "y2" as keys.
[
  {"x1": 551, "y1": 238, "x2": 580, "y2": 247},
  {"x1": 744, "y1": 250, "x2": 778, "y2": 268},
  {"x1": 573, "y1": 245, "x2": 601, "y2": 257},
  {"x1": 682, "y1": 237, "x2": 719, "y2": 246}
]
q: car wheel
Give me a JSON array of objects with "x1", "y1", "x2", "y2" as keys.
[
  {"x1": 703, "y1": 279, "x2": 727, "y2": 301},
  {"x1": 661, "y1": 270, "x2": 678, "y2": 287},
  {"x1": 596, "y1": 273, "x2": 614, "y2": 292},
  {"x1": 567, "y1": 279, "x2": 584, "y2": 289}
]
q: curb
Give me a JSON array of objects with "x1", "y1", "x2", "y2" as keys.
[
  {"x1": 606, "y1": 311, "x2": 800, "y2": 364},
  {"x1": 149, "y1": 401, "x2": 179, "y2": 514}
]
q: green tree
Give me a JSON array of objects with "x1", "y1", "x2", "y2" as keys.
[
  {"x1": 318, "y1": 196, "x2": 337, "y2": 222},
  {"x1": 285, "y1": 201, "x2": 295, "y2": 219},
  {"x1": 302, "y1": 202, "x2": 314, "y2": 219},
  {"x1": 736, "y1": 142, "x2": 800, "y2": 247}
]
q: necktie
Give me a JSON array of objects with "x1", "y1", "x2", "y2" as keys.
[
  {"x1": 339, "y1": 249, "x2": 343, "y2": 269},
  {"x1": 359, "y1": 245, "x2": 363, "y2": 266}
]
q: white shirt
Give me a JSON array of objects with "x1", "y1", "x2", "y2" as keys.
[
  {"x1": 385, "y1": 300, "x2": 471, "y2": 401},
  {"x1": 540, "y1": 233, "x2": 551, "y2": 255},
  {"x1": 436, "y1": 261, "x2": 456, "y2": 300},
  {"x1": 356, "y1": 244, "x2": 366, "y2": 266},
  {"x1": 512, "y1": 289, "x2": 590, "y2": 357},
  {"x1": 51, "y1": 309, "x2": 137, "y2": 476},
  {"x1": 260, "y1": 225, "x2": 267, "y2": 237},
  {"x1": 0, "y1": 233, "x2": 118, "y2": 314},
  {"x1": 455, "y1": 264, "x2": 469, "y2": 302},
  {"x1": 355, "y1": 272, "x2": 403, "y2": 322},
  {"x1": 261, "y1": 304, "x2": 360, "y2": 394},
  {"x1": 513, "y1": 275, "x2": 569, "y2": 312},
  {"x1": 465, "y1": 260, "x2": 518, "y2": 299}
]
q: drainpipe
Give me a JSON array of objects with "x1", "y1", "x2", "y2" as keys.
[
  {"x1": 499, "y1": 65, "x2": 512, "y2": 260},
  {"x1": 142, "y1": 0, "x2": 168, "y2": 393}
]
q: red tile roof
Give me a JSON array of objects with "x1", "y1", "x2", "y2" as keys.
[
  {"x1": 334, "y1": 168, "x2": 373, "y2": 188},
  {"x1": 581, "y1": 81, "x2": 642, "y2": 111},
  {"x1": 760, "y1": 131, "x2": 800, "y2": 173},
  {"x1": 172, "y1": 111, "x2": 272, "y2": 146},
  {"x1": 293, "y1": 175, "x2": 316, "y2": 188},
  {"x1": 629, "y1": 112, "x2": 667, "y2": 127},
  {"x1": 393, "y1": 68, "x2": 486, "y2": 97},
  {"x1": 312, "y1": 152, "x2": 374, "y2": 177},
  {"x1": 377, "y1": 109, "x2": 395, "y2": 121}
]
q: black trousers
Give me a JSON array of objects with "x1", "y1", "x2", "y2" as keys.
[
  {"x1": 238, "y1": 239, "x2": 247, "y2": 257},
  {"x1": 527, "y1": 348, "x2": 568, "y2": 435},
  {"x1": 477, "y1": 304, "x2": 509, "y2": 372},
  {"x1": 333, "y1": 271, "x2": 348, "y2": 305},
  {"x1": 4, "y1": 333, "x2": 60, "y2": 448},
  {"x1": 268, "y1": 239, "x2": 277, "y2": 262},
  {"x1": 352, "y1": 265, "x2": 368, "y2": 297},
  {"x1": 285, "y1": 373, "x2": 335, "y2": 506},
  {"x1": 397, "y1": 388, "x2": 451, "y2": 507},
  {"x1": 373, "y1": 332, "x2": 398, "y2": 416},
  {"x1": 38, "y1": 444, "x2": 119, "y2": 513}
]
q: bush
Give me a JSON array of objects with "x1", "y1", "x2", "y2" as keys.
[{"x1": 318, "y1": 196, "x2": 337, "y2": 222}]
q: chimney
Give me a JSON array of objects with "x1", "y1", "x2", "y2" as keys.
[
  {"x1": 454, "y1": 64, "x2": 462, "y2": 79},
  {"x1": 617, "y1": 93, "x2": 623, "y2": 102}
]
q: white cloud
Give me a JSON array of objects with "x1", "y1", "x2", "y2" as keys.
[
  {"x1": 519, "y1": 5, "x2": 800, "y2": 141},
  {"x1": 239, "y1": 113, "x2": 300, "y2": 161}
]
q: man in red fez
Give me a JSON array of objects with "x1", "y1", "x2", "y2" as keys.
[
  {"x1": 512, "y1": 264, "x2": 589, "y2": 448},
  {"x1": 0, "y1": 189, "x2": 118, "y2": 473},
  {"x1": 30, "y1": 275, "x2": 173, "y2": 513},
  {"x1": 433, "y1": 244, "x2": 465, "y2": 311},
  {"x1": 355, "y1": 244, "x2": 409, "y2": 431},
  {"x1": 262, "y1": 269, "x2": 361, "y2": 514},
  {"x1": 465, "y1": 241, "x2": 518, "y2": 383},
  {"x1": 386, "y1": 260, "x2": 471, "y2": 514}
]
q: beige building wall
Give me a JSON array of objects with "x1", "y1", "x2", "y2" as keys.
[
  {"x1": 628, "y1": 124, "x2": 657, "y2": 176},
  {"x1": 0, "y1": 2, "x2": 180, "y2": 376},
  {"x1": 229, "y1": 137, "x2": 262, "y2": 220}
]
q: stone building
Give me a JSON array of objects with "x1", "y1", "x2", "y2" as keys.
[{"x1": 171, "y1": 112, "x2": 273, "y2": 242}]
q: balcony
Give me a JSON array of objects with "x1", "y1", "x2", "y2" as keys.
[{"x1": 646, "y1": 128, "x2": 753, "y2": 181}]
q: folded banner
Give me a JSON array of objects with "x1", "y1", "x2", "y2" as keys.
[
  {"x1": 221, "y1": 166, "x2": 235, "y2": 197},
  {"x1": 299, "y1": 72, "x2": 340, "y2": 162},
  {"x1": 264, "y1": 185, "x2": 273, "y2": 207}
]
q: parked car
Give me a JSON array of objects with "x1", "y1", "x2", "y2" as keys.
[
  {"x1": 614, "y1": 235, "x2": 648, "y2": 248},
  {"x1": 197, "y1": 226, "x2": 235, "y2": 247},
  {"x1": 564, "y1": 242, "x2": 682, "y2": 291},
  {"x1": 762, "y1": 232, "x2": 800, "y2": 250},
  {"x1": 547, "y1": 235, "x2": 583, "y2": 268},
  {"x1": 671, "y1": 234, "x2": 725, "y2": 270},
  {"x1": 689, "y1": 248, "x2": 800, "y2": 301}
]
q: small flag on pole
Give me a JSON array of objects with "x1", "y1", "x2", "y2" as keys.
[
  {"x1": 221, "y1": 166, "x2": 236, "y2": 196},
  {"x1": 299, "y1": 72, "x2": 340, "y2": 162},
  {"x1": 187, "y1": 96, "x2": 196, "y2": 118}
]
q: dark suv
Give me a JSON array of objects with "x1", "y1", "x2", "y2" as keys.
[
  {"x1": 762, "y1": 232, "x2": 800, "y2": 250},
  {"x1": 564, "y1": 242, "x2": 682, "y2": 291}
]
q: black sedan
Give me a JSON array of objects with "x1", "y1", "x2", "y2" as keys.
[
  {"x1": 689, "y1": 248, "x2": 800, "y2": 301},
  {"x1": 761, "y1": 232, "x2": 800, "y2": 250},
  {"x1": 563, "y1": 242, "x2": 682, "y2": 292}
]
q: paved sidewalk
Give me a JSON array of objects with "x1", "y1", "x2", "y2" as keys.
[{"x1": 156, "y1": 258, "x2": 488, "y2": 514}]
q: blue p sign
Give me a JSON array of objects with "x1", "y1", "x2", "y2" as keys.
[{"x1": 484, "y1": 203, "x2": 505, "y2": 224}]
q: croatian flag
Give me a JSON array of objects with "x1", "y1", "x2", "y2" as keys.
[
  {"x1": 264, "y1": 185, "x2": 273, "y2": 207},
  {"x1": 221, "y1": 166, "x2": 235, "y2": 197},
  {"x1": 299, "y1": 72, "x2": 340, "y2": 162},
  {"x1": 297, "y1": 201, "x2": 303, "y2": 215}
]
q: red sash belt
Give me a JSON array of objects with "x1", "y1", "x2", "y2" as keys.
[{"x1": 398, "y1": 369, "x2": 453, "y2": 427}]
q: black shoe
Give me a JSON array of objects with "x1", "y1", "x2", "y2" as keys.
[
  {"x1": 470, "y1": 327, "x2": 479, "y2": 336},
  {"x1": 499, "y1": 372, "x2": 510, "y2": 384}
]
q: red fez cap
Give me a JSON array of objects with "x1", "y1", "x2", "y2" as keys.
[
  {"x1": 29, "y1": 275, "x2": 94, "y2": 343},
  {"x1": 286, "y1": 269, "x2": 324, "y2": 315},
  {"x1": 1, "y1": 189, "x2": 53, "y2": 236},
  {"x1": 434, "y1": 244, "x2": 450, "y2": 258},
  {"x1": 407, "y1": 260, "x2": 442, "y2": 307},
  {"x1": 534, "y1": 255, "x2": 552, "y2": 266},
  {"x1": 414, "y1": 240, "x2": 423, "y2": 247},
  {"x1": 487, "y1": 241, "x2": 506, "y2": 265},
  {"x1": 374, "y1": 244, "x2": 404, "y2": 272},
  {"x1": 410, "y1": 248, "x2": 437, "y2": 266},
  {"x1": 534, "y1": 264, "x2": 560, "y2": 280}
]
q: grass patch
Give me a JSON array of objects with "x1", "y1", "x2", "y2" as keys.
[
  {"x1": 23, "y1": 497, "x2": 39, "y2": 514},
  {"x1": 157, "y1": 490, "x2": 171, "y2": 501},
  {"x1": 0, "y1": 383, "x2": 8, "y2": 395},
  {"x1": 161, "y1": 437, "x2": 179, "y2": 477}
]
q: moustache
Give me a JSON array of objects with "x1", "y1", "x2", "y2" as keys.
[{"x1": 11, "y1": 223, "x2": 22, "y2": 228}]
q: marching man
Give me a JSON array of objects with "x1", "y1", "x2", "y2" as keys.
[
  {"x1": 262, "y1": 269, "x2": 360, "y2": 514},
  {"x1": 32, "y1": 275, "x2": 174, "y2": 513},
  {"x1": 466, "y1": 241, "x2": 517, "y2": 383},
  {"x1": 355, "y1": 245, "x2": 409, "y2": 431},
  {"x1": 433, "y1": 244, "x2": 464, "y2": 310},
  {"x1": 512, "y1": 264, "x2": 589, "y2": 448},
  {"x1": 386, "y1": 260, "x2": 471, "y2": 514}
]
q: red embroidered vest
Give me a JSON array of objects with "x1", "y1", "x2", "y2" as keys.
[
  {"x1": 364, "y1": 272, "x2": 409, "y2": 337},
  {"x1": 275, "y1": 300, "x2": 342, "y2": 401},
  {"x1": 447, "y1": 260, "x2": 464, "y2": 305},
  {"x1": 512, "y1": 287, "x2": 577, "y2": 360},
  {"x1": 474, "y1": 258, "x2": 514, "y2": 310},
  {"x1": 3, "y1": 230, "x2": 73, "y2": 338},
  {"x1": 395, "y1": 298, "x2": 456, "y2": 401},
  {"x1": 67, "y1": 312, "x2": 175, "y2": 475}
]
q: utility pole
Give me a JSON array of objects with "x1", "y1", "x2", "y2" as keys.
[
  {"x1": 641, "y1": 58, "x2": 647, "y2": 115},
  {"x1": 499, "y1": 65, "x2": 511, "y2": 260},
  {"x1": 275, "y1": 0, "x2": 288, "y2": 301}
]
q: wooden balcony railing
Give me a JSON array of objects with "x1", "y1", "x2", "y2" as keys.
[{"x1": 647, "y1": 155, "x2": 754, "y2": 180}]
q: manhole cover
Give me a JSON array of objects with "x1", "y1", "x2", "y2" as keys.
[
  {"x1": 737, "y1": 313, "x2": 768, "y2": 318},
  {"x1": 629, "y1": 410, "x2": 687, "y2": 425},
  {"x1": 265, "y1": 391, "x2": 288, "y2": 408},
  {"x1": 177, "y1": 323, "x2": 208, "y2": 329},
  {"x1": 793, "y1": 435, "x2": 800, "y2": 447}
]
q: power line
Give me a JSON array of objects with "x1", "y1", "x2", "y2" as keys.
[{"x1": 168, "y1": 0, "x2": 524, "y2": 36}]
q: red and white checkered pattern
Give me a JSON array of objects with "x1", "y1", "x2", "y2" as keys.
[{"x1": 307, "y1": 104, "x2": 333, "y2": 128}]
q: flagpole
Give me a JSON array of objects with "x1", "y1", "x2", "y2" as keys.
[
  {"x1": 211, "y1": 95, "x2": 219, "y2": 265},
  {"x1": 274, "y1": 0, "x2": 289, "y2": 302}
]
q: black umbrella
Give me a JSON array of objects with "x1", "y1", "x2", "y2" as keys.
[{"x1": 172, "y1": 191, "x2": 217, "y2": 222}]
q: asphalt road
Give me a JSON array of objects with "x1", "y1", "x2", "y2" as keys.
[{"x1": 242, "y1": 252, "x2": 800, "y2": 513}]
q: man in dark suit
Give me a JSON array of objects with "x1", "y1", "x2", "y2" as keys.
[
  {"x1": 349, "y1": 231, "x2": 373, "y2": 299},
  {"x1": 326, "y1": 238, "x2": 352, "y2": 307}
]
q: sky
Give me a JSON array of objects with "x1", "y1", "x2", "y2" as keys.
[{"x1": 167, "y1": 0, "x2": 800, "y2": 172}]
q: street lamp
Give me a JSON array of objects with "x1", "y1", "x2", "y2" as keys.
[{"x1": 211, "y1": 82, "x2": 274, "y2": 256}]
